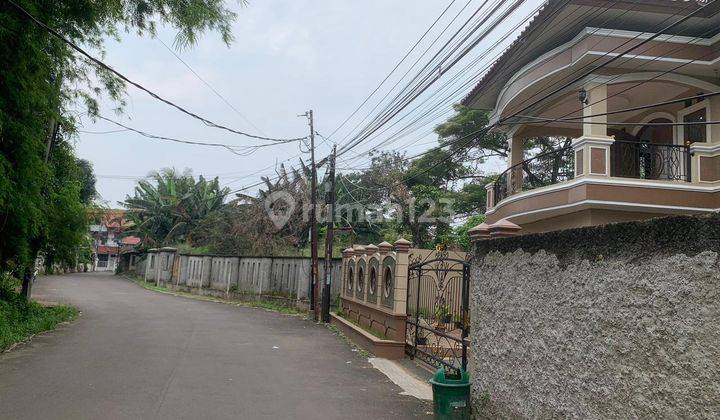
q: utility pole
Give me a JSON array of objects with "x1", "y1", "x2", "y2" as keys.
[
  {"x1": 300, "y1": 110, "x2": 319, "y2": 321},
  {"x1": 321, "y1": 145, "x2": 337, "y2": 323}
]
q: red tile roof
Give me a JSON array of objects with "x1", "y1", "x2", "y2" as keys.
[
  {"x1": 121, "y1": 236, "x2": 141, "y2": 245},
  {"x1": 97, "y1": 245, "x2": 119, "y2": 255}
]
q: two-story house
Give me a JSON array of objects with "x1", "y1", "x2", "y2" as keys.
[
  {"x1": 464, "y1": 0, "x2": 719, "y2": 234},
  {"x1": 89, "y1": 209, "x2": 139, "y2": 272}
]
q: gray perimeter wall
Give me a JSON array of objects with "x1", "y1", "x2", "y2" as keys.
[
  {"x1": 135, "y1": 253, "x2": 342, "y2": 305},
  {"x1": 469, "y1": 214, "x2": 720, "y2": 419}
]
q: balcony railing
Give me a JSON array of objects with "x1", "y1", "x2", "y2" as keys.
[
  {"x1": 610, "y1": 140, "x2": 691, "y2": 182},
  {"x1": 491, "y1": 141, "x2": 693, "y2": 208},
  {"x1": 493, "y1": 146, "x2": 575, "y2": 204}
]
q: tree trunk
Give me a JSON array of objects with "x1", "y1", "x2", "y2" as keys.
[{"x1": 20, "y1": 265, "x2": 33, "y2": 298}]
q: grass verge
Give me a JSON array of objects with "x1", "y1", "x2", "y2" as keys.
[
  {"x1": 0, "y1": 283, "x2": 79, "y2": 352},
  {"x1": 126, "y1": 275, "x2": 307, "y2": 316}
]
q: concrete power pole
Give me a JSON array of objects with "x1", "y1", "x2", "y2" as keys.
[
  {"x1": 301, "y1": 110, "x2": 319, "y2": 321},
  {"x1": 321, "y1": 145, "x2": 337, "y2": 323}
]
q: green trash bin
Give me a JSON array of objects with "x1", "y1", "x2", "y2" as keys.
[{"x1": 429, "y1": 368, "x2": 471, "y2": 419}]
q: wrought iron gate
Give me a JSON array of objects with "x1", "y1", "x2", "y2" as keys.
[{"x1": 405, "y1": 250, "x2": 470, "y2": 377}]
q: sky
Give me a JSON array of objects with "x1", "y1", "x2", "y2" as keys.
[{"x1": 75, "y1": 0, "x2": 542, "y2": 206}]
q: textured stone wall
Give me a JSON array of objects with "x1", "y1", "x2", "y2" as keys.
[{"x1": 470, "y1": 214, "x2": 720, "y2": 419}]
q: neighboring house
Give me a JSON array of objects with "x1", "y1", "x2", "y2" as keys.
[
  {"x1": 464, "y1": 0, "x2": 719, "y2": 234},
  {"x1": 89, "y1": 209, "x2": 140, "y2": 272}
]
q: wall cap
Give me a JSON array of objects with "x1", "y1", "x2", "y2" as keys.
[
  {"x1": 572, "y1": 135, "x2": 615, "y2": 149},
  {"x1": 469, "y1": 222, "x2": 492, "y2": 242},
  {"x1": 393, "y1": 238, "x2": 412, "y2": 252},
  {"x1": 377, "y1": 241, "x2": 393, "y2": 253},
  {"x1": 689, "y1": 141, "x2": 720, "y2": 154},
  {"x1": 364, "y1": 244, "x2": 379, "y2": 255},
  {"x1": 489, "y1": 219, "x2": 522, "y2": 238}
]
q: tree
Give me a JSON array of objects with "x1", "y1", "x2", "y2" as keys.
[
  {"x1": 434, "y1": 104, "x2": 573, "y2": 214},
  {"x1": 41, "y1": 140, "x2": 98, "y2": 272},
  {"x1": 122, "y1": 169, "x2": 229, "y2": 247},
  {"x1": 0, "y1": 0, "x2": 239, "y2": 295},
  {"x1": 435, "y1": 104, "x2": 509, "y2": 164}
]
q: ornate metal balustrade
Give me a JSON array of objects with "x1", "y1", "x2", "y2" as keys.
[
  {"x1": 610, "y1": 140, "x2": 691, "y2": 182},
  {"x1": 493, "y1": 146, "x2": 575, "y2": 204}
]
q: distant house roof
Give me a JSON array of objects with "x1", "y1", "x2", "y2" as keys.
[
  {"x1": 97, "y1": 245, "x2": 119, "y2": 255},
  {"x1": 121, "y1": 236, "x2": 141, "y2": 245},
  {"x1": 462, "y1": 0, "x2": 720, "y2": 109},
  {"x1": 87, "y1": 208, "x2": 135, "y2": 231}
]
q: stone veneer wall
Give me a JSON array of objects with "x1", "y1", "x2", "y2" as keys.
[{"x1": 470, "y1": 213, "x2": 720, "y2": 419}]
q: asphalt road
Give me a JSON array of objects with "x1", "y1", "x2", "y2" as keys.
[{"x1": 0, "y1": 273, "x2": 430, "y2": 419}]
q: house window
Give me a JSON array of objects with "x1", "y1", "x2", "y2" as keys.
[
  {"x1": 679, "y1": 101, "x2": 710, "y2": 145},
  {"x1": 97, "y1": 254, "x2": 109, "y2": 268}
]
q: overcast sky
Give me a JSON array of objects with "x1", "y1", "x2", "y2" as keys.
[{"x1": 75, "y1": 0, "x2": 541, "y2": 206}]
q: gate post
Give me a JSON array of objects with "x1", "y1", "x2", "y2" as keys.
[{"x1": 392, "y1": 238, "x2": 411, "y2": 315}]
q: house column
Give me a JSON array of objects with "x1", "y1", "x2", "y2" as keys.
[
  {"x1": 690, "y1": 143, "x2": 720, "y2": 184},
  {"x1": 573, "y1": 82, "x2": 613, "y2": 178},
  {"x1": 485, "y1": 182, "x2": 495, "y2": 210},
  {"x1": 689, "y1": 95, "x2": 720, "y2": 183},
  {"x1": 507, "y1": 135, "x2": 524, "y2": 193}
]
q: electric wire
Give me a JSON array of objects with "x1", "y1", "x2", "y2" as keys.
[
  {"x1": 157, "y1": 37, "x2": 268, "y2": 136},
  {"x1": 7, "y1": 0, "x2": 305, "y2": 143}
]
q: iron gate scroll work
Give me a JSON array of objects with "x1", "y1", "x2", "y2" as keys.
[{"x1": 406, "y1": 250, "x2": 470, "y2": 377}]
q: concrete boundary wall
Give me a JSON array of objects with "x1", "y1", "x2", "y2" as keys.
[
  {"x1": 470, "y1": 214, "x2": 720, "y2": 418},
  {"x1": 135, "y1": 251, "x2": 342, "y2": 305}
]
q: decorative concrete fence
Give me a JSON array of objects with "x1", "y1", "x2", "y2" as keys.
[
  {"x1": 136, "y1": 249, "x2": 342, "y2": 306},
  {"x1": 333, "y1": 239, "x2": 470, "y2": 363},
  {"x1": 332, "y1": 239, "x2": 411, "y2": 358}
]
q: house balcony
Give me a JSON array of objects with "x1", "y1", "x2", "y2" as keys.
[{"x1": 485, "y1": 138, "x2": 719, "y2": 234}]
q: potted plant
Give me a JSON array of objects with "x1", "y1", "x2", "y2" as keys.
[
  {"x1": 434, "y1": 305, "x2": 451, "y2": 330},
  {"x1": 416, "y1": 329, "x2": 428, "y2": 345},
  {"x1": 454, "y1": 315, "x2": 463, "y2": 330}
]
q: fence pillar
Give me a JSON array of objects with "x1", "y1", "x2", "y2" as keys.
[
  {"x1": 392, "y1": 238, "x2": 411, "y2": 315},
  {"x1": 201, "y1": 256, "x2": 212, "y2": 290}
]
